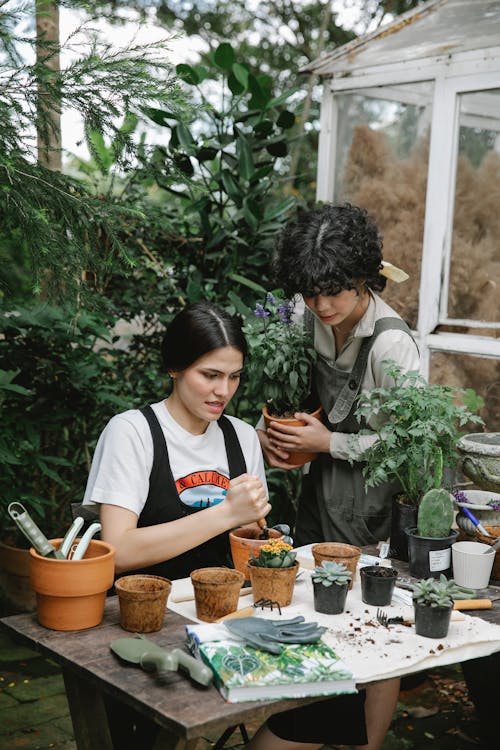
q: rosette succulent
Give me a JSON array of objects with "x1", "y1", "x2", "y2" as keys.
[
  {"x1": 312, "y1": 560, "x2": 352, "y2": 587},
  {"x1": 412, "y1": 574, "x2": 474, "y2": 608}
]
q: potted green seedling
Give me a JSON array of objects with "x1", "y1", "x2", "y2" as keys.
[
  {"x1": 351, "y1": 362, "x2": 484, "y2": 561},
  {"x1": 412, "y1": 575, "x2": 474, "y2": 639},
  {"x1": 247, "y1": 539, "x2": 299, "y2": 608},
  {"x1": 311, "y1": 560, "x2": 352, "y2": 615}
]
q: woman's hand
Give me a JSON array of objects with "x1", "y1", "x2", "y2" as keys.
[
  {"x1": 257, "y1": 428, "x2": 303, "y2": 469},
  {"x1": 266, "y1": 412, "x2": 332, "y2": 456},
  {"x1": 224, "y1": 473, "x2": 271, "y2": 527}
]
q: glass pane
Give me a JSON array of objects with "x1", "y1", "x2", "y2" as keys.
[
  {"x1": 430, "y1": 351, "x2": 500, "y2": 432},
  {"x1": 334, "y1": 84, "x2": 433, "y2": 329},
  {"x1": 448, "y1": 88, "x2": 500, "y2": 326}
]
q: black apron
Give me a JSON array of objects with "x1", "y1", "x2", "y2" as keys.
[
  {"x1": 296, "y1": 314, "x2": 415, "y2": 547},
  {"x1": 136, "y1": 406, "x2": 246, "y2": 580}
]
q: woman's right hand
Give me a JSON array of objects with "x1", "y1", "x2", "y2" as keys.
[
  {"x1": 256, "y1": 429, "x2": 302, "y2": 470},
  {"x1": 224, "y1": 473, "x2": 271, "y2": 527}
]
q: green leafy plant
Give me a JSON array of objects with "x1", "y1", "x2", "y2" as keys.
[
  {"x1": 240, "y1": 290, "x2": 317, "y2": 417},
  {"x1": 249, "y1": 539, "x2": 297, "y2": 568},
  {"x1": 412, "y1": 575, "x2": 474, "y2": 609},
  {"x1": 351, "y1": 361, "x2": 484, "y2": 506},
  {"x1": 312, "y1": 561, "x2": 352, "y2": 588}
]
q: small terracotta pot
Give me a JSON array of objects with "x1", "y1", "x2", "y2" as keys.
[
  {"x1": 262, "y1": 405, "x2": 322, "y2": 466},
  {"x1": 29, "y1": 539, "x2": 115, "y2": 631},
  {"x1": 312, "y1": 542, "x2": 361, "y2": 590},
  {"x1": 229, "y1": 525, "x2": 283, "y2": 582},
  {"x1": 248, "y1": 560, "x2": 298, "y2": 607},
  {"x1": 191, "y1": 567, "x2": 244, "y2": 622},
  {"x1": 115, "y1": 574, "x2": 172, "y2": 633}
]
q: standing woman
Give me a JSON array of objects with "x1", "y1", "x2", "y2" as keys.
[
  {"x1": 258, "y1": 203, "x2": 419, "y2": 548},
  {"x1": 83, "y1": 301, "x2": 271, "y2": 577}
]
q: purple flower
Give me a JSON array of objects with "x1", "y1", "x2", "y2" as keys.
[
  {"x1": 266, "y1": 292, "x2": 276, "y2": 305},
  {"x1": 278, "y1": 302, "x2": 293, "y2": 325},
  {"x1": 452, "y1": 489, "x2": 469, "y2": 505},
  {"x1": 254, "y1": 303, "x2": 270, "y2": 318}
]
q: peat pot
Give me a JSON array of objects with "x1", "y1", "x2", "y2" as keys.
[
  {"x1": 313, "y1": 580, "x2": 348, "y2": 615},
  {"x1": 311, "y1": 543, "x2": 361, "y2": 590},
  {"x1": 29, "y1": 539, "x2": 115, "y2": 631},
  {"x1": 191, "y1": 567, "x2": 244, "y2": 622},
  {"x1": 262, "y1": 405, "x2": 322, "y2": 467},
  {"x1": 360, "y1": 566, "x2": 398, "y2": 606},
  {"x1": 406, "y1": 528, "x2": 458, "y2": 580},
  {"x1": 248, "y1": 560, "x2": 298, "y2": 608},
  {"x1": 413, "y1": 602, "x2": 452, "y2": 639},
  {"x1": 115, "y1": 574, "x2": 172, "y2": 633},
  {"x1": 229, "y1": 525, "x2": 283, "y2": 582}
]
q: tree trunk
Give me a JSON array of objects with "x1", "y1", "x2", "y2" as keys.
[{"x1": 36, "y1": 0, "x2": 62, "y2": 170}]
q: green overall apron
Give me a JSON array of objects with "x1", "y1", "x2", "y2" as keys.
[{"x1": 296, "y1": 314, "x2": 414, "y2": 547}]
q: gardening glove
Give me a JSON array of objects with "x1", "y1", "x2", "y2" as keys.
[{"x1": 224, "y1": 616, "x2": 326, "y2": 654}]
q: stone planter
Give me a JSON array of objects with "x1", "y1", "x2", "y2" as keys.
[
  {"x1": 247, "y1": 560, "x2": 298, "y2": 608},
  {"x1": 457, "y1": 433, "x2": 500, "y2": 492}
]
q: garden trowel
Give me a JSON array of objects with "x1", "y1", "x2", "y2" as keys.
[{"x1": 110, "y1": 634, "x2": 213, "y2": 687}]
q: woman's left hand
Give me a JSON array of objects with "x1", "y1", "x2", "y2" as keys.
[{"x1": 266, "y1": 412, "x2": 332, "y2": 455}]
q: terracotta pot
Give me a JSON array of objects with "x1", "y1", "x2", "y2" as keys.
[
  {"x1": 29, "y1": 539, "x2": 115, "y2": 631},
  {"x1": 247, "y1": 560, "x2": 298, "y2": 608},
  {"x1": 229, "y1": 525, "x2": 283, "y2": 582},
  {"x1": 190, "y1": 567, "x2": 244, "y2": 622},
  {"x1": 115, "y1": 574, "x2": 171, "y2": 633},
  {"x1": 262, "y1": 405, "x2": 322, "y2": 466},
  {"x1": 311, "y1": 542, "x2": 361, "y2": 590},
  {"x1": 0, "y1": 541, "x2": 36, "y2": 612}
]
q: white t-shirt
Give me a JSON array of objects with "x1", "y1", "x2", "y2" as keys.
[{"x1": 83, "y1": 400, "x2": 268, "y2": 517}]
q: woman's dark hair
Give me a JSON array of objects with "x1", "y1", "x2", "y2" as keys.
[
  {"x1": 273, "y1": 203, "x2": 386, "y2": 297},
  {"x1": 161, "y1": 301, "x2": 247, "y2": 372}
]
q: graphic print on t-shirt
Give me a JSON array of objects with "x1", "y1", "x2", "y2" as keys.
[{"x1": 176, "y1": 470, "x2": 229, "y2": 509}]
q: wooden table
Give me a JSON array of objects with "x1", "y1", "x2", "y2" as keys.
[{"x1": 2, "y1": 555, "x2": 500, "y2": 750}]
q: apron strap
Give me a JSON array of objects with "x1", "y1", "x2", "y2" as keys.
[{"x1": 217, "y1": 415, "x2": 247, "y2": 478}]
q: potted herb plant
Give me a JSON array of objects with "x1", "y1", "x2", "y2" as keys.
[
  {"x1": 241, "y1": 290, "x2": 320, "y2": 466},
  {"x1": 247, "y1": 539, "x2": 298, "y2": 607},
  {"x1": 412, "y1": 574, "x2": 474, "y2": 639},
  {"x1": 311, "y1": 560, "x2": 352, "y2": 615},
  {"x1": 360, "y1": 565, "x2": 398, "y2": 606},
  {"x1": 352, "y1": 362, "x2": 484, "y2": 561}
]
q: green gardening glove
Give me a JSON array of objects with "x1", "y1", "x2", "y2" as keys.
[{"x1": 224, "y1": 616, "x2": 326, "y2": 654}]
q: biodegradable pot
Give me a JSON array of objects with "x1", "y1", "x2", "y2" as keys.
[
  {"x1": 115, "y1": 574, "x2": 172, "y2": 633},
  {"x1": 313, "y1": 580, "x2": 348, "y2": 615},
  {"x1": 248, "y1": 560, "x2": 298, "y2": 608},
  {"x1": 311, "y1": 543, "x2": 361, "y2": 590},
  {"x1": 229, "y1": 525, "x2": 283, "y2": 582},
  {"x1": 406, "y1": 527, "x2": 459, "y2": 579},
  {"x1": 0, "y1": 541, "x2": 36, "y2": 612},
  {"x1": 29, "y1": 539, "x2": 115, "y2": 631},
  {"x1": 457, "y1": 433, "x2": 500, "y2": 492},
  {"x1": 389, "y1": 496, "x2": 418, "y2": 562},
  {"x1": 191, "y1": 567, "x2": 244, "y2": 622},
  {"x1": 413, "y1": 602, "x2": 453, "y2": 639},
  {"x1": 262, "y1": 405, "x2": 322, "y2": 467},
  {"x1": 360, "y1": 565, "x2": 398, "y2": 606}
]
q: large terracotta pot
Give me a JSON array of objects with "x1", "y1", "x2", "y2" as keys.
[
  {"x1": 229, "y1": 525, "x2": 283, "y2": 582},
  {"x1": 262, "y1": 405, "x2": 322, "y2": 466},
  {"x1": 0, "y1": 541, "x2": 36, "y2": 612},
  {"x1": 247, "y1": 560, "x2": 298, "y2": 608},
  {"x1": 29, "y1": 538, "x2": 115, "y2": 631}
]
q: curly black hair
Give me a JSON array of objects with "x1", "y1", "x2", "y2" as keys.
[{"x1": 273, "y1": 203, "x2": 386, "y2": 298}]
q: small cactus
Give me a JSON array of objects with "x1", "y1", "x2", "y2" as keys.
[{"x1": 417, "y1": 488, "x2": 454, "y2": 537}]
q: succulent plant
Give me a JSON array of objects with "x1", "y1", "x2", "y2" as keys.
[
  {"x1": 249, "y1": 539, "x2": 297, "y2": 568},
  {"x1": 312, "y1": 560, "x2": 352, "y2": 587},
  {"x1": 417, "y1": 488, "x2": 455, "y2": 537},
  {"x1": 412, "y1": 574, "x2": 474, "y2": 608}
]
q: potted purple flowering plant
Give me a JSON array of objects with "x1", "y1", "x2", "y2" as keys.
[{"x1": 242, "y1": 290, "x2": 319, "y2": 466}]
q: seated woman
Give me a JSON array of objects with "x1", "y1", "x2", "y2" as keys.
[{"x1": 83, "y1": 300, "x2": 389, "y2": 750}]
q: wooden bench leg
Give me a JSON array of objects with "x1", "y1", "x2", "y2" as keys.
[{"x1": 63, "y1": 669, "x2": 114, "y2": 750}]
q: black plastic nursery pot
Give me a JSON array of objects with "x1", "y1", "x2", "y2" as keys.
[
  {"x1": 413, "y1": 601, "x2": 453, "y2": 639},
  {"x1": 389, "y1": 496, "x2": 418, "y2": 562},
  {"x1": 406, "y1": 527, "x2": 459, "y2": 579},
  {"x1": 313, "y1": 581, "x2": 348, "y2": 615},
  {"x1": 360, "y1": 566, "x2": 398, "y2": 606}
]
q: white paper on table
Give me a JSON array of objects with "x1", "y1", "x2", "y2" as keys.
[{"x1": 167, "y1": 567, "x2": 500, "y2": 685}]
